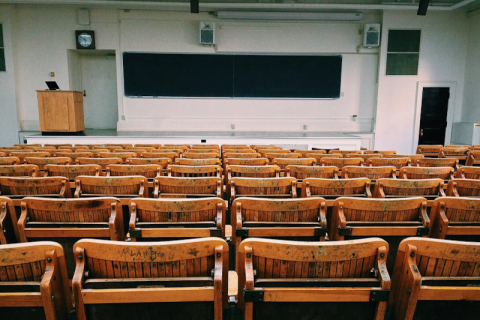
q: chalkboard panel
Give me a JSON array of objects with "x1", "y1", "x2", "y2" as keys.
[{"x1": 123, "y1": 52, "x2": 342, "y2": 99}]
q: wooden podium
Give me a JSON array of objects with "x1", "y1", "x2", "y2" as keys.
[{"x1": 37, "y1": 90, "x2": 85, "y2": 134}]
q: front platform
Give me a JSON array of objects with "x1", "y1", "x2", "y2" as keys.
[{"x1": 25, "y1": 130, "x2": 363, "y2": 150}]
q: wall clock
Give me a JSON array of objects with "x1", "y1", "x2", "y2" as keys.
[{"x1": 75, "y1": 30, "x2": 95, "y2": 49}]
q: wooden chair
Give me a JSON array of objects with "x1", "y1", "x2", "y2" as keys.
[
  {"x1": 11, "y1": 151, "x2": 50, "y2": 163},
  {"x1": 251, "y1": 145, "x2": 283, "y2": 150},
  {"x1": 416, "y1": 144, "x2": 443, "y2": 157},
  {"x1": 345, "y1": 153, "x2": 383, "y2": 161},
  {"x1": 0, "y1": 242, "x2": 73, "y2": 320},
  {"x1": 416, "y1": 157, "x2": 459, "y2": 169},
  {"x1": 229, "y1": 177, "x2": 297, "y2": 203},
  {"x1": 25, "y1": 156, "x2": 72, "y2": 170},
  {"x1": 142, "y1": 152, "x2": 179, "y2": 164},
  {"x1": 99, "y1": 152, "x2": 137, "y2": 163},
  {"x1": 127, "y1": 157, "x2": 172, "y2": 167},
  {"x1": 257, "y1": 148, "x2": 289, "y2": 156},
  {"x1": 232, "y1": 198, "x2": 328, "y2": 256},
  {"x1": 286, "y1": 165, "x2": 339, "y2": 180},
  {"x1": 364, "y1": 150, "x2": 397, "y2": 155},
  {"x1": 321, "y1": 157, "x2": 364, "y2": 169},
  {"x1": 374, "y1": 178, "x2": 445, "y2": 199},
  {"x1": 176, "y1": 158, "x2": 220, "y2": 166},
  {"x1": 0, "y1": 151, "x2": 6, "y2": 157},
  {"x1": 367, "y1": 158, "x2": 411, "y2": 170},
  {"x1": 89, "y1": 149, "x2": 111, "y2": 156},
  {"x1": 0, "y1": 177, "x2": 71, "y2": 198},
  {"x1": 107, "y1": 164, "x2": 162, "y2": 178},
  {"x1": 126, "y1": 146, "x2": 156, "y2": 152},
  {"x1": 237, "y1": 238, "x2": 390, "y2": 320},
  {"x1": 72, "y1": 146, "x2": 90, "y2": 151},
  {"x1": 222, "y1": 149, "x2": 255, "y2": 154},
  {"x1": 187, "y1": 148, "x2": 220, "y2": 154},
  {"x1": 55, "y1": 152, "x2": 94, "y2": 162},
  {"x1": 76, "y1": 157, "x2": 123, "y2": 171},
  {"x1": 294, "y1": 149, "x2": 326, "y2": 157},
  {"x1": 154, "y1": 176, "x2": 223, "y2": 198},
  {"x1": 183, "y1": 152, "x2": 221, "y2": 159},
  {"x1": 227, "y1": 165, "x2": 280, "y2": 181},
  {"x1": 0, "y1": 156, "x2": 20, "y2": 165},
  {"x1": 1, "y1": 148, "x2": 34, "y2": 156},
  {"x1": 429, "y1": 197, "x2": 480, "y2": 239},
  {"x1": 162, "y1": 144, "x2": 190, "y2": 149},
  {"x1": 465, "y1": 150, "x2": 480, "y2": 166},
  {"x1": 399, "y1": 166, "x2": 454, "y2": 180},
  {"x1": 128, "y1": 198, "x2": 226, "y2": 241},
  {"x1": 223, "y1": 153, "x2": 260, "y2": 159},
  {"x1": 18, "y1": 197, "x2": 124, "y2": 276},
  {"x1": 191, "y1": 144, "x2": 220, "y2": 149},
  {"x1": 446, "y1": 179, "x2": 480, "y2": 197},
  {"x1": 307, "y1": 153, "x2": 341, "y2": 163},
  {"x1": 342, "y1": 166, "x2": 396, "y2": 180},
  {"x1": 329, "y1": 150, "x2": 362, "y2": 156},
  {"x1": 302, "y1": 178, "x2": 372, "y2": 198},
  {"x1": 0, "y1": 196, "x2": 17, "y2": 243},
  {"x1": 167, "y1": 165, "x2": 222, "y2": 178},
  {"x1": 389, "y1": 238, "x2": 480, "y2": 320},
  {"x1": 134, "y1": 143, "x2": 161, "y2": 148},
  {"x1": 387, "y1": 154, "x2": 424, "y2": 163},
  {"x1": 75, "y1": 176, "x2": 149, "y2": 198},
  {"x1": 439, "y1": 146, "x2": 470, "y2": 160},
  {"x1": 222, "y1": 144, "x2": 250, "y2": 150},
  {"x1": 272, "y1": 157, "x2": 316, "y2": 170},
  {"x1": 14, "y1": 144, "x2": 40, "y2": 148},
  {"x1": 45, "y1": 144, "x2": 73, "y2": 148},
  {"x1": 330, "y1": 197, "x2": 429, "y2": 271},
  {"x1": 105, "y1": 143, "x2": 133, "y2": 148},
  {"x1": 264, "y1": 153, "x2": 300, "y2": 164},
  {"x1": 456, "y1": 166, "x2": 480, "y2": 179},
  {"x1": 44, "y1": 164, "x2": 101, "y2": 179},
  {"x1": 73, "y1": 238, "x2": 229, "y2": 320},
  {"x1": 0, "y1": 164, "x2": 39, "y2": 177},
  {"x1": 75, "y1": 144, "x2": 104, "y2": 148},
  {"x1": 30, "y1": 147, "x2": 57, "y2": 152}
]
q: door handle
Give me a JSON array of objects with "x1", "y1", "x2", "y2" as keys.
[{"x1": 420, "y1": 129, "x2": 424, "y2": 136}]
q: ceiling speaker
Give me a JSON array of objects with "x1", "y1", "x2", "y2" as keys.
[
  {"x1": 363, "y1": 23, "x2": 381, "y2": 48},
  {"x1": 199, "y1": 21, "x2": 215, "y2": 45}
]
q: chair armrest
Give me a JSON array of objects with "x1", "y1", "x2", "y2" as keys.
[
  {"x1": 420, "y1": 201, "x2": 430, "y2": 229},
  {"x1": 17, "y1": 202, "x2": 28, "y2": 242},
  {"x1": 291, "y1": 181, "x2": 297, "y2": 198},
  {"x1": 319, "y1": 201, "x2": 327, "y2": 230},
  {"x1": 74, "y1": 180, "x2": 81, "y2": 198},
  {"x1": 365, "y1": 181, "x2": 372, "y2": 198},
  {"x1": 236, "y1": 203, "x2": 243, "y2": 230},
  {"x1": 72, "y1": 247, "x2": 86, "y2": 320},
  {"x1": 216, "y1": 203, "x2": 223, "y2": 230},
  {"x1": 230, "y1": 181, "x2": 236, "y2": 203},
  {"x1": 373, "y1": 182, "x2": 385, "y2": 198},
  {"x1": 138, "y1": 180, "x2": 145, "y2": 197},
  {"x1": 216, "y1": 180, "x2": 222, "y2": 198},
  {"x1": 59, "y1": 180, "x2": 68, "y2": 198},
  {"x1": 376, "y1": 246, "x2": 391, "y2": 290},
  {"x1": 153, "y1": 179, "x2": 160, "y2": 198},
  {"x1": 438, "y1": 181, "x2": 446, "y2": 197}
]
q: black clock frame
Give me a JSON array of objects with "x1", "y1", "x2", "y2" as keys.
[{"x1": 75, "y1": 30, "x2": 95, "y2": 49}]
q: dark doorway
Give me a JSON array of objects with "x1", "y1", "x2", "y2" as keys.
[{"x1": 418, "y1": 87, "x2": 450, "y2": 145}]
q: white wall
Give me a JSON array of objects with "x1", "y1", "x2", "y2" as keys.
[
  {"x1": 0, "y1": 5, "x2": 20, "y2": 146},
  {"x1": 462, "y1": 12, "x2": 480, "y2": 122},
  {"x1": 118, "y1": 11, "x2": 380, "y2": 133},
  {"x1": 375, "y1": 11, "x2": 468, "y2": 154}
]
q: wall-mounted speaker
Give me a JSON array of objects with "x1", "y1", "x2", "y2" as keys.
[
  {"x1": 199, "y1": 21, "x2": 215, "y2": 45},
  {"x1": 363, "y1": 23, "x2": 381, "y2": 48}
]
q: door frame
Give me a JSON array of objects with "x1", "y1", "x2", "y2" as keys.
[{"x1": 412, "y1": 81, "x2": 457, "y2": 153}]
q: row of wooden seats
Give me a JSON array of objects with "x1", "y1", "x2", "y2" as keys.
[{"x1": 2, "y1": 236, "x2": 480, "y2": 320}]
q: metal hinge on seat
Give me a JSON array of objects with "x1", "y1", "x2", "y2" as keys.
[
  {"x1": 244, "y1": 289, "x2": 264, "y2": 302},
  {"x1": 416, "y1": 227, "x2": 430, "y2": 236},
  {"x1": 338, "y1": 227, "x2": 352, "y2": 236},
  {"x1": 370, "y1": 289, "x2": 390, "y2": 302},
  {"x1": 236, "y1": 229, "x2": 249, "y2": 237}
]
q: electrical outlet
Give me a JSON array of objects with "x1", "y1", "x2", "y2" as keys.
[
  {"x1": 231, "y1": 124, "x2": 235, "y2": 129},
  {"x1": 341, "y1": 92, "x2": 345, "y2": 97},
  {"x1": 121, "y1": 115, "x2": 126, "y2": 120},
  {"x1": 303, "y1": 125, "x2": 308, "y2": 130}
]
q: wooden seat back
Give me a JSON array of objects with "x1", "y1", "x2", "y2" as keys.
[
  {"x1": 25, "y1": 157, "x2": 72, "y2": 170},
  {"x1": 320, "y1": 157, "x2": 364, "y2": 169},
  {"x1": 227, "y1": 165, "x2": 280, "y2": 182},
  {"x1": 105, "y1": 143, "x2": 133, "y2": 148},
  {"x1": 416, "y1": 157, "x2": 459, "y2": 169},
  {"x1": 345, "y1": 153, "x2": 383, "y2": 161},
  {"x1": 126, "y1": 146, "x2": 156, "y2": 152},
  {"x1": 286, "y1": 165, "x2": 339, "y2": 180},
  {"x1": 293, "y1": 149, "x2": 326, "y2": 157},
  {"x1": 14, "y1": 144, "x2": 39, "y2": 148},
  {"x1": 237, "y1": 238, "x2": 390, "y2": 319},
  {"x1": 328, "y1": 150, "x2": 362, "y2": 155},
  {"x1": 439, "y1": 146, "x2": 470, "y2": 158},
  {"x1": 126, "y1": 157, "x2": 172, "y2": 167},
  {"x1": 224, "y1": 158, "x2": 269, "y2": 177},
  {"x1": 387, "y1": 154, "x2": 424, "y2": 163},
  {"x1": 183, "y1": 152, "x2": 220, "y2": 159},
  {"x1": 429, "y1": 197, "x2": 480, "y2": 239},
  {"x1": 272, "y1": 157, "x2": 316, "y2": 170},
  {"x1": 45, "y1": 144, "x2": 73, "y2": 148},
  {"x1": 389, "y1": 238, "x2": 480, "y2": 320},
  {"x1": 374, "y1": 178, "x2": 445, "y2": 198},
  {"x1": 307, "y1": 153, "x2": 341, "y2": 163},
  {"x1": 186, "y1": 148, "x2": 220, "y2": 154},
  {"x1": 44, "y1": 164, "x2": 101, "y2": 179},
  {"x1": 107, "y1": 164, "x2": 162, "y2": 178},
  {"x1": 0, "y1": 164, "x2": 39, "y2": 177},
  {"x1": 367, "y1": 157, "x2": 411, "y2": 169},
  {"x1": 342, "y1": 166, "x2": 396, "y2": 179},
  {"x1": 0, "y1": 156, "x2": 20, "y2": 165},
  {"x1": 128, "y1": 197, "x2": 226, "y2": 241},
  {"x1": 175, "y1": 158, "x2": 220, "y2": 166},
  {"x1": 89, "y1": 149, "x2": 111, "y2": 156},
  {"x1": 399, "y1": 166, "x2": 454, "y2": 180},
  {"x1": 54, "y1": 152, "x2": 94, "y2": 160},
  {"x1": 416, "y1": 144, "x2": 443, "y2": 156},
  {"x1": 251, "y1": 145, "x2": 283, "y2": 151},
  {"x1": 191, "y1": 144, "x2": 220, "y2": 149},
  {"x1": 0, "y1": 176, "x2": 71, "y2": 198},
  {"x1": 456, "y1": 166, "x2": 480, "y2": 179},
  {"x1": 302, "y1": 178, "x2": 372, "y2": 198},
  {"x1": 76, "y1": 157, "x2": 123, "y2": 170},
  {"x1": 75, "y1": 176, "x2": 148, "y2": 198},
  {"x1": 257, "y1": 148, "x2": 288, "y2": 156},
  {"x1": 1, "y1": 148, "x2": 33, "y2": 155},
  {"x1": 0, "y1": 242, "x2": 72, "y2": 319},
  {"x1": 134, "y1": 143, "x2": 161, "y2": 148},
  {"x1": 265, "y1": 153, "x2": 301, "y2": 164},
  {"x1": 465, "y1": 150, "x2": 480, "y2": 166},
  {"x1": 222, "y1": 149, "x2": 256, "y2": 154},
  {"x1": 11, "y1": 151, "x2": 50, "y2": 163},
  {"x1": 446, "y1": 178, "x2": 480, "y2": 197},
  {"x1": 154, "y1": 176, "x2": 223, "y2": 198},
  {"x1": 0, "y1": 196, "x2": 17, "y2": 243},
  {"x1": 94, "y1": 146, "x2": 123, "y2": 152},
  {"x1": 167, "y1": 165, "x2": 222, "y2": 178},
  {"x1": 99, "y1": 152, "x2": 137, "y2": 163},
  {"x1": 364, "y1": 150, "x2": 397, "y2": 155},
  {"x1": 223, "y1": 153, "x2": 260, "y2": 160},
  {"x1": 229, "y1": 177, "x2": 297, "y2": 202}
]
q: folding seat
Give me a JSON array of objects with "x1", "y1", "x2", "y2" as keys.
[
  {"x1": 374, "y1": 178, "x2": 445, "y2": 199},
  {"x1": 342, "y1": 166, "x2": 396, "y2": 180},
  {"x1": 465, "y1": 150, "x2": 480, "y2": 166},
  {"x1": 107, "y1": 164, "x2": 162, "y2": 178},
  {"x1": 0, "y1": 196, "x2": 17, "y2": 243},
  {"x1": 55, "y1": 152, "x2": 94, "y2": 161},
  {"x1": 294, "y1": 149, "x2": 326, "y2": 157},
  {"x1": 446, "y1": 178, "x2": 480, "y2": 197},
  {"x1": 328, "y1": 150, "x2": 362, "y2": 156},
  {"x1": 345, "y1": 153, "x2": 384, "y2": 161},
  {"x1": 154, "y1": 176, "x2": 222, "y2": 198},
  {"x1": 364, "y1": 150, "x2": 397, "y2": 155},
  {"x1": 229, "y1": 177, "x2": 297, "y2": 203},
  {"x1": 264, "y1": 153, "x2": 301, "y2": 164},
  {"x1": 76, "y1": 157, "x2": 123, "y2": 171},
  {"x1": 0, "y1": 164, "x2": 39, "y2": 177},
  {"x1": 302, "y1": 178, "x2": 372, "y2": 198},
  {"x1": 75, "y1": 176, "x2": 149, "y2": 198},
  {"x1": 167, "y1": 164, "x2": 222, "y2": 178},
  {"x1": 416, "y1": 157, "x2": 459, "y2": 169},
  {"x1": 0, "y1": 242, "x2": 72, "y2": 319},
  {"x1": 44, "y1": 164, "x2": 101, "y2": 179},
  {"x1": 321, "y1": 157, "x2": 364, "y2": 169},
  {"x1": 387, "y1": 154, "x2": 424, "y2": 165},
  {"x1": 0, "y1": 176, "x2": 71, "y2": 198},
  {"x1": 389, "y1": 238, "x2": 480, "y2": 320},
  {"x1": 272, "y1": 157, "x2": 316, "y2": 170},
  {"x1": 127, "y1": 157, "x2": 172, "y2": 167},
  {"x1": 307, "y1": 153, "x2": 341, "y2": 164},
  {"x1": 416, "y1": 144, "x2": 443, "y2": 157},
  {"x1": 99, "y1": 152, "x2": 137, "y2": 163},
  {"x1": 11, "y1": 151, "x2": 50, "y2": 163},
  {"x1": 237, "y1": 238, "x2": 390, "y2": 320},
  {"x1": 367, "y1": 157, "x2": 411, "y2": 170},
  {"x1": 176, "y1": 158, "x2": 220, "y2": 166},
  {"x1": 399, "y1": 166, "x2": 454, "y2": 180},
  {"x1": 25, "y1": 156, "x2": 72, "y2": 170},
  {"x1": 456, "y1": 166, "x2": 480, "y2": 179},
  {"x1": 183, "y1": 152, "x2": 221, "y2": 159},
  {"x1": 286, "y1": 165, "x2": 339, "y2": 180}
]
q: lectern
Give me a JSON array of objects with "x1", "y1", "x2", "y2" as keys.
[{"x1": 37, "y1": 90, "x2": 85, "y2": 134}]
